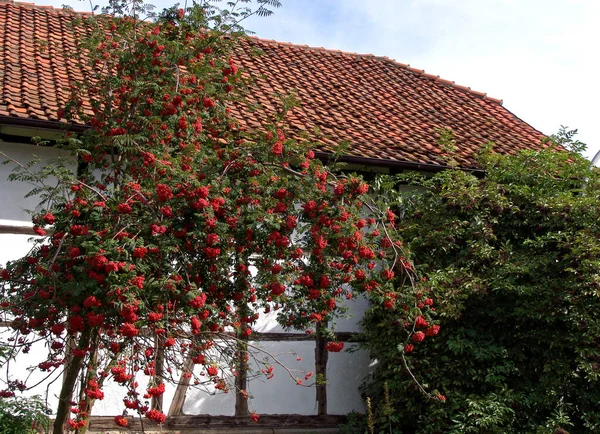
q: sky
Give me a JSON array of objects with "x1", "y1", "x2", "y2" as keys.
[{"x1": 29, "y1": 0, "x2": 600, "y2": 159}]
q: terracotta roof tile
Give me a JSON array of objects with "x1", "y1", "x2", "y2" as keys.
[{"x1": 0, "y1": 0, "x2": 547, "y2": 169}]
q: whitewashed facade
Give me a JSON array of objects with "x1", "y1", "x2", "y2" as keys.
[{"x1": 0, "y1": 138, "x2": 371, "y2": 417}]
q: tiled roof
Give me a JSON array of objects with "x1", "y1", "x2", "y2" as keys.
[{"x1": 0, "y1": 0, "x2": 547, "y2": 170}]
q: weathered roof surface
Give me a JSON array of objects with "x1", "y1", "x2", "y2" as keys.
[{"x1": 0, "y1": 0, "x2": 546, "y2": 169}]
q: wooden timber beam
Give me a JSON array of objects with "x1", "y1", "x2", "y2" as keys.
[{"x1": 86, "y1": 414, "x2": 346, "y2": 432}]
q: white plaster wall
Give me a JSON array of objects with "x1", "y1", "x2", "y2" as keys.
[
  {"x1": 0, "y1": 327, "x2": 64, "y2": 407},
  {"x1": 0, "y1": 233, "x2": 64, "y2": 413},
  {"x1": 246, "y1": 340, "x2": 316, "y2": 415},
  {"x1": 327, "y1": 345, "x2": 371, "y2": 414},
  {"x1": 0, "y1": 141, "x2": 374, "y2": 417},
  {"x1": 182, "y1": 340, "x2": 370, "y2": 416},
  {"x1": 330, "y1": 294, "x2": 369, "y2": 333},
  {"x1": 183, "y1": 340, "x2": 314, "y2": 416},
  {"x1": 179, "y1": 370, "x2": 236, "y2": 415},
  {"x1": 93, "y1": 369, "x2": 178, "y2": 416},
  {"x1": 1, "y1": 232, "x2": 373, "y2": 418},
  {"x1": 182, "y1": 382, "x2": 236, "y2": 416},
  {"x1": 1, "y1": 238, "x2": 372, "y2": 417},
  {"x1": 0, "y1": 233, "x2": 38, "y2": 265},
  {"x1": 0, "y1": 141, "x2": 74, "y2": 223},
  {"x1": 253, "y1": 294, "x2": 369, "y2": 335}
]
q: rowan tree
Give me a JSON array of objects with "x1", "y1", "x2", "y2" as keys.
[{"x1": 0, "y1": 1, "x2": 435, "y2": 433}]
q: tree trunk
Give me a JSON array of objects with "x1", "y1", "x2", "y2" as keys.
[
  {"x1": 78, "y1": 331, "x2": 115, "y2": 434},
  {"x1": 53, "y1": 329, "x2": 91, "y2": 434},
  {"x1": 315, "y1": 322, "x2": 328, "y2": 416}
]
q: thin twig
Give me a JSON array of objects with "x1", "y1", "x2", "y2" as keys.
[
  {"x1": 76, "y1": 180, "x2": 108, "y2": 202},
  {"x1": 49, "y1": 232, "x2": 69, "y2": 268},
  {"x1": 400, "y1": 351, "x2": 432, "y2": 398}
]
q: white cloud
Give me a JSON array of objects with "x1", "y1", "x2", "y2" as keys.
[{"x1": 287, "y1": 0, "x2": 600, "y2": 154}]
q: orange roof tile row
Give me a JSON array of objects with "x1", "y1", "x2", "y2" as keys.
[{"x1": 0, "y1": 0, "x2": 547, "y2": 169}]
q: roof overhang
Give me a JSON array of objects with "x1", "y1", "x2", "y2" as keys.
[
  {"x1": 0, "y1": 115, "x2": 485, "y2": 176},
  {"x1": 313, "y1": 151, "x2": 485, "y2": 177}
]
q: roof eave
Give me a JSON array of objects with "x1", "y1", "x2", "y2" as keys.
[
  {"x1": 313, "y1": 151, "x2": 485, "y2": 177},
  {"x1": 0, "y1": 115, "x2": 485, "y2": 176},
  {"x1": 0, "y1": 115, "x2": 86, "y2": 133}
]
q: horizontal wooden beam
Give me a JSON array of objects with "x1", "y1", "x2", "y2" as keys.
[
  {"x1": 87, "y1": 414, "x2": 346, "y2": 433},
  {"x1": 0, "y1": 323, "x2": 360, "y2": 343},
  {"x1": 0, "y1": 223, "x2": 36, "y2": 235},
  {"x1": 254, "y1": 331, "x2": 358, "y2": 342}
]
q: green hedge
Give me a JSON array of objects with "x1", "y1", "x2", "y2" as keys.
[{"x1": 360, "y1": 136, "x2": 600, "y2": 433}]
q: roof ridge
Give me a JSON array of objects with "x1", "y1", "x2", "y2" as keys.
[
  {"x1": 0, "y1": 1, "x2": 503, "y2": 105},
  {"x1": 247, "y1": 36, "x2": 503, "y2": 105}
]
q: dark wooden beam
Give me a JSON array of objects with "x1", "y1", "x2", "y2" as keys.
[
  {"x1": 151, "y1": 334, "x2": 166, "y2": 412},
  {"x1": 0, "y1": 322, "x2": 360, "y2": 343},
  {"x1": 253, "y1": 331, "x2": 358, "y2": 342},
  {"x1": 167, "y1": 354, "x2": 195, "y2": 417},
  {"x1": 0, "y1": 224, "x2": 36, "y2": 235},
  {"x1": 86, "y1": 414, "x2": 346, "y2": 433}
]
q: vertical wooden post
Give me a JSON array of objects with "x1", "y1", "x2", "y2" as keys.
[
  {"x1": 151, "y1": 334, "x2": 165, "y2": 412},
  {"x1": 234, "y1": 251, "x2": 250, "y2": 416},
  {"x1": 168, "y1": 353, "x2": 194, "y2": 416},
  {"x1": 315, "y1": 322, "x2": 328, "y2": 416},
  {"x1": 234, "y1": 300, "x2": 249, "y2": 416},
  {"x1": 234, "y1": 333, "x2": 249, "y2": 416}
]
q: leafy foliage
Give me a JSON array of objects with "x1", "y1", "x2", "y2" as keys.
[
  {"x1": 0, "y1": 1, "x2": 426, "y2": 432},
  {"x1": 0, "y1": 395, "x2": 51, "y2": 434},
  {"x1": 360, "y1": 140, "x2": 600, "y2": 433},
  {"x1": 0, "y1": 345, "x2": 50, "y2": 434}
]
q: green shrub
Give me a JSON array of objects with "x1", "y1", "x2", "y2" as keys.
[
  {"x1": 360, "y1": 135, "x2": 600, "y2": 433},
  {"x1": 0, "y1": 395, "x2": 50, "y2": 434},
  {"x1": 0, "y1": 344, "x2": 51, "y2": 433}
]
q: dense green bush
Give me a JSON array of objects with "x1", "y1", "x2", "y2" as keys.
[
  {"x1": 0, "y1": 395, "x2": 50, "y2": 434},
  {"x1": 360, "y1": 136, "x2": 600, "y2": 433},
  {"x1": 0, "y1": 345, "x2": 50, "y2": 433}
]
